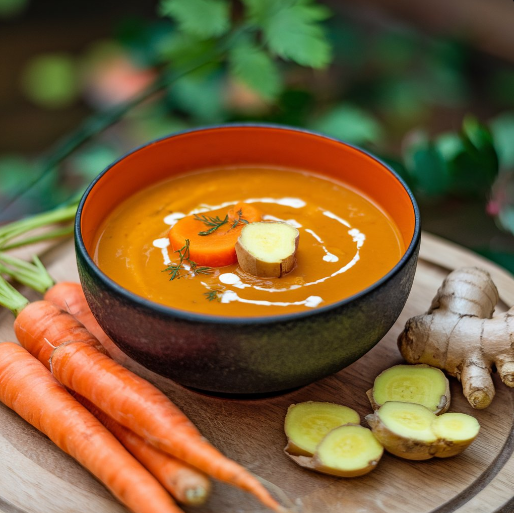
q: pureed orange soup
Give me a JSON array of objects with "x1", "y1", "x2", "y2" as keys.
[{"x1": 93, "y1": 166, "x2": 404, "y2": 317}]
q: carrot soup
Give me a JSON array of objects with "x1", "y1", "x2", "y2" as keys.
[{"x1": 93, "y1": 166, "x2": 404, "y2": 317}]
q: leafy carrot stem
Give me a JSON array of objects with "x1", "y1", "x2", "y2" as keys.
[
  {"x1": 0, "y1": 201, "x2": 78, "y2": 248},
  {"x1": 0, "y1": 253, "x2": 54, "y2": 294},
  {"x1": 0, "y1": 225, "x2": 74, "y2": 251},
  {"x1": 0, "y1": 274, "x2": 29, "y2": 317}
]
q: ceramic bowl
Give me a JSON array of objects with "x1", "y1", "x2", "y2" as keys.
[{"x1": 75, "y1": 124, "x2": 420, "y2": 395}]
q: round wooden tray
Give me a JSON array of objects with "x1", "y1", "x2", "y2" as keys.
[{"x1": 0, "y1": 232, "x2": 513, "y2": 513}]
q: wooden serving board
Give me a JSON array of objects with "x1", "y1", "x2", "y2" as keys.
[{"x1": 0, "y1": 232, "x2": 513, "y2": 513}]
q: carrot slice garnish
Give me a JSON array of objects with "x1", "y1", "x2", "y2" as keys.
[{"x1": 168, "y1": 202, "x2": 262, "y2": 267}]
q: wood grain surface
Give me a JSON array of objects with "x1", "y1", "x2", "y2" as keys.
[{"x1": 0, "y1": 232, "x2": 513, "y2": 513}]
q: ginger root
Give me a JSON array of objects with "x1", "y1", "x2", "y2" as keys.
[
  {"x1": 284, "y1": 402, "x2": 382, "y2": 477},
  {"x1": 398, "y1": 267, "x2": 514, "y2": 409},
  {"x1": 287, "y1": 424, "x2": 384, "y2": 478},
  {"x1": 284, "y1": 402, "x2": 360, "y2": 456},
  {"x1": 366, "y1": 402, "x2": 480, "y2": 460},
  {"x1": 367, "y1": 364, "x2": 451, "y2": 415}
]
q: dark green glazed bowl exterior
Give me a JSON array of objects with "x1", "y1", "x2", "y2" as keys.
[{"x1": 75, "y1": 124, "x2": 420, "y2": 395}]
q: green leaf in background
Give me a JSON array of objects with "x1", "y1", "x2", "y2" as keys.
[
  {"x1": 325, "y1": 19, "x2": 363, "y2": 68},
  {"x1": 242, "y1": 0, "x2": 283, "y2": 25},
  {"x1": 310, "y1": 104, "x2": 383, "y2": 146},
  {"x1": 260, "y1": 0, "x2": 332, "y2": 68},
  {"x1": 0, "y1": 0, "x2": 28, "y2": 17},
  {"x1": 488, "y1": 69, "x2": 514, "y2": 108},
  {"x1": 170, "y1": 73, "x2": 226, "y2": 121},
  {"x1": 21, "y1": 53, "x2": 79, "y2": 109},
  {"x1": 269, "y1": 88, "x2": 314, "y2": 127},
  {"x1": 460, "y1": 116, "x2": 499, "y2": 191},
  {"x1": 403, "y1": 132, "x2": 451, "y2": 197},
  {"x1": 159, "y1": 31, "x2": 218, "y2": 72},
  {"x1": 475, "y1": 247, "x2": 514, "y2": 275},
  {"x1": 71, "y1": 145, "x2": 120, "y2": 181},
  {"x1": 374, "y1": 31, "x2": 417, "y2": 71},
  {"x1": 419, "y1": 63, "x2": 469, "y2": 107},
  {"x1": 158, "y1": 0, "x2": 231, "y2": 39},
  {"x1": 0, "y1": 156, "x2": 34, "y2": 195},
  {"x1": 375, "y1": 77, "x2": 426, "y2": 124},
  {"x1": 228, "y1": 41, "x2": 282, "y2": 100},
  {"x1": 489, "y1": 112, "x2": 514, "y2": 169},
  {"x1": 432, "y1": 118, "x2": 499, "y2": 198}
]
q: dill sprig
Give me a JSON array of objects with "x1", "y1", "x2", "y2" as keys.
[
  {"x1": 204, "y1": 289, "x2": 222, "y2": 302},
  {"x1": 194, "y1": 213, "x2": 229, "y2": 236},
  {"x1": 231, "y1": 209, "x2": 249, "y2": 230},
  {"x1": 190, "y1": 261, "x2": 214, "y2": 276},
  {"x1": 163, "y1": 239, "x2": 213, "y2": 280},
  {"x1": 194, "y1": 208, "x2": 249, "y2": 235}
]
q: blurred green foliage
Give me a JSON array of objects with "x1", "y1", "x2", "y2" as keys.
[{"x1": 2, "y1": 0, "x2": 514, "y2": 269}]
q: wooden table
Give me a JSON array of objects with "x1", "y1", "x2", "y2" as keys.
[{"x1": 0, "y1": 233, "x2": 513, "y2": 513}]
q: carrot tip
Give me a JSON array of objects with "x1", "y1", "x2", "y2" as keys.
[{"x1": 184, "y1": 487, "x2": 209, "y2": 506}]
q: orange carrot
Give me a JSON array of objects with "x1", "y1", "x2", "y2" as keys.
[
  {"x1": 44, "y1": 282, "x2": 113, "y2": 349},
  {"x1": 73, "y1": 393, "x2": 211, "y2": 506},
  {"x1": 0, "y1": 342, "x2": 183, "y2": 513},
  {"x1": 13, "y1": 299, "x2": 104, "y2": 369},
  {"x1": 46, "y1": 340, "x2": 283, "y2": 512},
  {"x1": 169, "y1": 202, "x2": 262, "y2": 267}
]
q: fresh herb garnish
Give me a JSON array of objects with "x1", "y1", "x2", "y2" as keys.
[
  {"x1": 194, "y1": 208, "x2": 249, "y2": 236},
  {"x1": 194, "y1": 213, "x2": 229, "y2": 236},
  {"x1": 189, "y1": 261, "x2": 214, "y2": 276},
  {"x1": 230, "y1": 209, "x2": 249, "y2": 230},
  {"x1": 204, "y1": 289, "x2": 222, "y2": 302},
  {"x1": 163, "y1": 239, "x2": 213, "y2": 280}
]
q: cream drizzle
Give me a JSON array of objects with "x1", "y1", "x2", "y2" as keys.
[
  {"x1": 152, "y1": 237, "x2": 171, "y2": 265},
  {"x1": 262, "y1": 214, "x2": 302, "y2": 229},
  {"x1": 220, "y1": 290, "x2": 323, "y2": 308},
  {"x1": 305, "y1": 228, "x2": 339, "y2": 263}
]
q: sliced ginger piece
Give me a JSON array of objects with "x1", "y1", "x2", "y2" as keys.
[
  {"x1": 286, "y1": 425, "x2": 383, "y2": 478},
  {"x1": 432, "y1": 412, "x2": 480, "y2": 458},
  {"x1": 367, "y1": 364, "x2": 451, "y2": 415},
  {"x1": 235, "y1": 221, "x2": 299, "y2": 278},
  {"x1": 366, "y1": 401, "x2": 438, "y2": 460},
  {"x1": 366, "y1": 401, "x2": 480, "y2": 460},
  {"x1": 284, "y1": 401, "x2": 360, "y2": 456}
]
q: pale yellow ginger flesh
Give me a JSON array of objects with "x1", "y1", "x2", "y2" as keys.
[
  {"x1": 368, "y1": 364, "x2": 450, "y2": 414},
  {"x1": 431, "y1": 412, "x2": 480, "y2": 458},
  {"x1": 235, "y1": 221, "x2": 299, "y2": 278},
  {"x1": 398, "y1": 266, "x2": 514, "y2": 409},
  {"x1": 366, "y1": 401, "x2": 480, "y2": 460},
  {"x1": 286, "y1": 424, "x2": 383, "y2": 478},
  {"x1": 432, "y1": 412, "x2": 480, "y2": 442},
  {"x1": 376, "y1": 401, "x2": 438, "y2": 443},
  {"x1": 284, "y1": 401, "x2": 360, "y2": 456},
  {"x1": 313, "y1": 425, "x2": 383, "y2": 477}
]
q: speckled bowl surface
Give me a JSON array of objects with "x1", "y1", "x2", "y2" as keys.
[{"x1": 75, "y1": 124, "x2": 420, "y2": 395}]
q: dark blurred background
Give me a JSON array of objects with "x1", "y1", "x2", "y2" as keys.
[{"x1": 1, "y1": 0, "x2": 514, "y2": 270}]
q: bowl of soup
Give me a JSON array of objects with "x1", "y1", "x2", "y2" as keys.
[{"x1": 75, "y1": 124, "x2": 420, "y2": 395}]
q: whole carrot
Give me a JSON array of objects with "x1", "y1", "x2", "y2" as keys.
[
  {"x1": 44, "y1": 282, "x2": 113, "y2": 348},
  {"x1": 0, "y1": 277, "x2": 284, "y2": 512},
  {"x1": 74, "y1": 393, "x2": 212, "y2": 506},
  {"x1": 0, "y1": 342, "x2": 184, "y2": 513},
  {"x1": 14, "y1": 299, "x2": 104, "y2": 368},
  {"x1": 44, "y1": 284, "x2": 212, "y2": 505},
  {"x1": 48, "y1": 340, "x2": 284, "y2": 512}
]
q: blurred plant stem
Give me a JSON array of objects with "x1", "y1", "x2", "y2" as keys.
[{"x1": 1, "y1": 25, "x2": 250, "y2": 217}]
